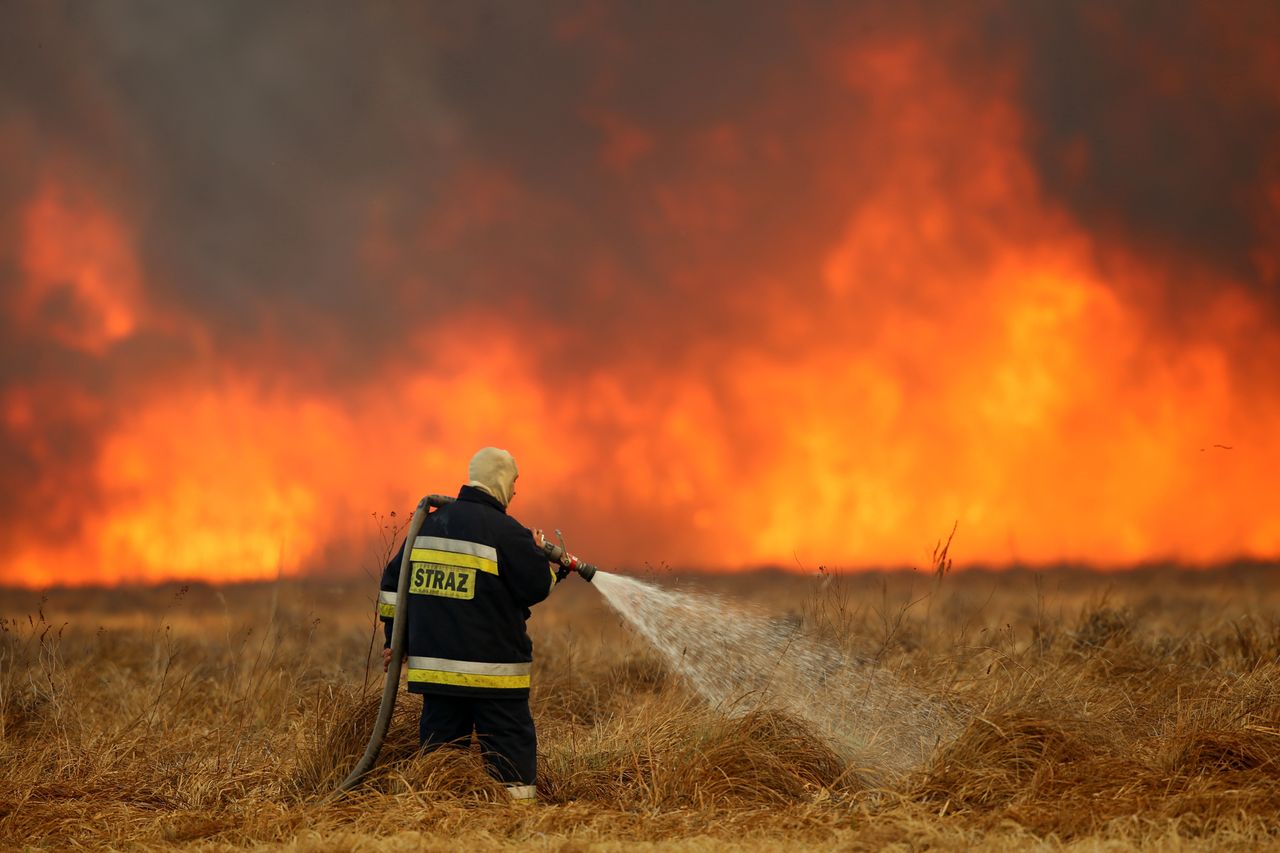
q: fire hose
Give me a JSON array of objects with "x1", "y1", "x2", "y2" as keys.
[{"x1": 334, "y1": 493, "x2": 597, "y2": 794}]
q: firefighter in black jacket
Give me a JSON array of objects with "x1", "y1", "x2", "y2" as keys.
[{"x1": 377, "y1": 447, "x2": 567, "y2": 803}]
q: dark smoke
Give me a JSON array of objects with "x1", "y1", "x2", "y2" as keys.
[
  {"x1": 1014, "y1": 0, "x2": 1280, "y2": 300},
  {"x1": 6, "y1": 1, "x2": 1276, "y2": 357}
]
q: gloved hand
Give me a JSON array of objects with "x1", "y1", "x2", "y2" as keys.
[{"x1": 555, "y1": 564, "x2": 573, "y2": 582}]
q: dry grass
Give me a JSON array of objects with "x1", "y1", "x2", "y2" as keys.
[{"x1": 3, "y1": 564, "x2": 1280, "y2": 850}]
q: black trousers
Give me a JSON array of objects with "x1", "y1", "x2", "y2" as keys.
[{"x1": 419, "y1": 694, "x2": 536, "y2": 787}]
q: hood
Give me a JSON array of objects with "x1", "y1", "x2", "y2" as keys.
[{"x1": 466, "y1": 447, "x2": 518, "y2": 507}]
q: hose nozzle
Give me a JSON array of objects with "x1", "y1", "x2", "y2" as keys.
[{"x1": 539, "y1": 539, "x2": 597, "y2": 582}]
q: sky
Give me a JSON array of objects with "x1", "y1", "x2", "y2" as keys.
[{"x1": 2, "y1": 0, "x2": 1279, "y2": 586}]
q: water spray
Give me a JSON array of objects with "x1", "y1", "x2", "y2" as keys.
[
  {"x1": 334, "y1": 493, "x2": 597, "y2": 794},
  {"x1": 589, "y1": 573, "x2": 961, "y2": 786}
]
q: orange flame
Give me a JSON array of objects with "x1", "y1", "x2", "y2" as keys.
[
  {"x1": 3, "y1": 29, "x2": 1280, "y2": 588},
  {"x1": 16, "y1": 181, "x2": 143, "y2": 354}
]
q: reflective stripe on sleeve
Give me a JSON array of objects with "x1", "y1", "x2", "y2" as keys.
[
  {"x1": 549, "y1": 565, "x2": 558, "y2": 590},
  {"x1": 377, "y1": 590, "x2": 397, "y2": 618},
  {"x1": 507, "y1": 784, "x2": 537, "y2": 801},
  {"x1": 406, "y1": 656, "x2": 531, "y2": 689}
]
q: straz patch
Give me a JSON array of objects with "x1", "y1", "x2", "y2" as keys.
[{"x1": 409, "y1": 563, "x2": 476, "y2": 600}]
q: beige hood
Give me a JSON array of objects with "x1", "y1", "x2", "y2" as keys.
[{"x1": 467, "y1": 447, "x2": 519, "y2": 507}]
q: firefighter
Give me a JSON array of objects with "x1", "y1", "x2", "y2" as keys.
[{"x1": 377, "y1": 447, "x2": 570, "y2": 803}]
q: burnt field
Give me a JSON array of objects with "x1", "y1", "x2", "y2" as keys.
[{"x1": 3, "y1": 565, "x2": 1280, "y2": 851}]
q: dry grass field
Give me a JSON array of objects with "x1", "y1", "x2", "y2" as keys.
[{"x1": 3, "y1": 562, "x2": 1280, "y2": 851}]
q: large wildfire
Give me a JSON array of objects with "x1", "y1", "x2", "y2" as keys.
[{"x1": 2, "y1": 3, "x2": 1279, "y2": 587}]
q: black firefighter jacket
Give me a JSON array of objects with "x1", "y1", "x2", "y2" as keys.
[{"x1": 378, "y1": 485, "x2": 560, "y2": 698}]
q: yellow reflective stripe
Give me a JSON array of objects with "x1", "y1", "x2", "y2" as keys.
[
  {"x1": 410, "y1": 548, "x2": 498, "y2": 575},
  {"x1": 407, "y1": 669, "x2": 531, "y2": 689},
  {"x1": 408, "y1": 657, "x2": 530, "y2": 676},
  {"x1": 414, "y1": 536, "x2": 497, "y2": 561},
  {"x1": 549, "y1": 565, "x2": 558, "y2": 589},
  {"x1": 378, "y1": 603, "x2": 396, "y2": 618}
]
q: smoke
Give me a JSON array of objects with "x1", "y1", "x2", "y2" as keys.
[
  {"x1": 2, "y1": 1, "x2": 1279, "y2": 585},
  {"x1": 1016, "y1": 1, "x2": 1280, "y2": 293}
]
